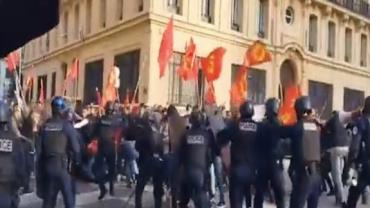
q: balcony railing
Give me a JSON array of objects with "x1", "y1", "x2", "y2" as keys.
[{"x1": 328, "y1": 0, "x2": 370, "y2": 18}]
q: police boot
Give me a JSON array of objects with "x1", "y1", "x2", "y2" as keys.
[{"x1": 98, "y1": 184, "x2": 107, "y2": 200}]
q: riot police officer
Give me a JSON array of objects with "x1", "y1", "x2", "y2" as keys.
[
  {"x1": 178, "y1": 111, "x2": 217, "y2": 208},
  {"x1": 94, "y1": 101, "x2": 124, "y2": 200},
  {"x1": 281, "y1": 96, "x2": 322, "y2": 208},
  {"x1": 346, "y1": 96, "x2": 370, "y2": 208},
  {"x1": 126, "y1": 110, "x2": 165, "y2": 208},
  {"x1": 37, "y1": 96, "x2": 81, "y2": 208},
  {"x1": 255, "y1": 98, "x2": 287, "y2": 208},
  {"x1": 0, "y1": 101, "x2": 27, "y2": 208},
  {"x1": 218, "y1": 100, "x2": 260, "y2": 208}
]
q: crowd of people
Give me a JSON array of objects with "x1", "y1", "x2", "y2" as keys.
[{"x1": 0, "y1": 95, "x2": 369, "y2": 208}]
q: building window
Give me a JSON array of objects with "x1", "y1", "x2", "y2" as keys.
[
  {"x1": 345, "y1": 28, "x2": 352, "y2": 63},
  {"x1": 138, "y1": 0, "x2": 143, "y2": 12},
  {"x1": 285, "y1": 6, "x2": 294, "y2": 24},
  {"x1": 114, "y1": 50, "x2": 141, "y2": 103},
  {"x1": 62, "y1": 62, "x2": 68, "y2": 80},
  {"x1": 51, "y1": 72, "x2": 56, "y2": 97},
  {"x1": 74, "y1": 4, "x2": 80, "y2": 40},
  {"x1": 201, "y1": 0, "x2": 215, "y2": 24},
  {"x1": 63, "y1": 12, "x2": 69, "y2": 44},
  {"x1": 116, "y1": 0, "x2": 124, "y2": 21},
  {"x1": 258, "y1": 0, "x2": 268, "y2": 38},
  {"x1": 308, "y1": 15, "x2": 318, "y2": 53},
  {"x1": 343, "y1": 88, "x2": 364, "y2": 111},
  {"x1": 231, "y1": 0, "x2": 243, "y2": 31},
  {"x1": 86, "y1": 0, "x2": 92, "y2": 34},
  {"x1": 327, "y1": 21, "x2": 335, "y2": 58},
  {"x1": 168, "y1": 0, "x2": 182, "y2": 15},
  {"x1": 231, "y1": 65, "x2": 266, "y2": 105},
  {"x1": 84, "y1": 60, "x2": 104, "y2": 105},
  {"x1": 308, "y1": 80, "x2": 333, "y2": 119},
  {"x1": 37, "y1": 75, "x2": 47, "y2": 101},
  {"x1": 361, "y1": 34, "x2": 367, "y2": 67},
  {"x1": 100, "y1": 0, "x2": 107, "y2": 28},
  {"x1": 46, "y1": 33, "x2": 50, "y2": 52},
  {"x1": 168, "y1": 52, "x2": 204, "y2": 105}
]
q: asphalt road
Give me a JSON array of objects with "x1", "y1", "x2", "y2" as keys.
[{"x1": 19, "y1": 180, "x2": 369, "y2": 208}]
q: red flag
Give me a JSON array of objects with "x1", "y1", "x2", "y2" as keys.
[
  {"x1": 201, "y1": 47, "x2": 226, "y2": 82},
  {"x1": 6, "y1": 51, "x2": 20, "y2": 72},
  {"x1": 230, "y1": 67, "x2": 247, "y2": 107},
  {"x1": 205, "y1": 81, "x2": 216, "y2": 105},
  {"x1": 38, "y1": 80, "x2": 45, "y2": 104},
  {"x1": 278, "y1": 85, "x2": 301, "y2": 125},
  {"x1": 95, "y1": 87, "x2": 102, "y2": 106},
  {"x1": 158, "y1": 17, "x2": 174, "y2": 78},
  {"x1": 68, "y1": 58, "x2": 79, "y2": 81},
  {"x1": 244, "y1": 40, "x2": 272, "y2": 67},
  {"x1": 177, "y1": 38, "x2": 198, "y2": 81}
]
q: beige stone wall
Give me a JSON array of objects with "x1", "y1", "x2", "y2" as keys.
[{"x1": 22, "y1": 0, "x2": 370, "y2": 110}]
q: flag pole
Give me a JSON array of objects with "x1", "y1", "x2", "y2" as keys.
[{"x1": 131, "y1": 55, "x2": 147, "y2": 105}]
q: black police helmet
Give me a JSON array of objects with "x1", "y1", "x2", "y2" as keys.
[
  {"x1": 189, "y1": 111, "x2": 204, "y2": 128},
  {"x1": 105, "y1": 101, "x2": 115, "y2": 115},
  {"x1": 0, "y1": 100, "x2": 10, "y2": 123},
  {"x1": 294, "y1": 96, "x2": 312, "y2": 118},
  {"x1": 265, "y1": 98, "x2": 280, "y2": 117},
  {"x1": 239, "y1": 100, "x2": 254, "y2": 119},
  {"x1": 51, "y1": 96, "x2": 66, "y2": 116}
]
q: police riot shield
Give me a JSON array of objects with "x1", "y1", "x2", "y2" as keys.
[{"x1": 302, "y1": 122, "x2": 321, "y2": 163}]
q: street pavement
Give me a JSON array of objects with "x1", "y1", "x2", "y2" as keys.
[{"x1": 19, "y1": 181, "x2": 369, "y2": 208}]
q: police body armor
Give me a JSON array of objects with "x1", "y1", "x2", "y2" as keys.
[
  {"x1": 42, "y1": 119, "x2": 68, "y2": 157},
  {"x1": 184, "y1": 129, "x2": 209, "y2": 170},
  {"x1": 231, "y1": 119, "x2": 258, "y2": 167},
  {"x1": 326, "y1": 113, "x2": 349, "y2": 148},
  {"x1": 301, "y1": 121, "x2": 321, "y2": 164},
  {"x1": 0, "y1": 130, "x2": 21, "y2": 193}
]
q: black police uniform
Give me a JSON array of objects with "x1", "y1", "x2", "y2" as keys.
[
  {"x1": 254, "y1": 98, "x2": 287, "y2": 208},
  {"x1": 281, "y1": 96, "x2": 322, "y2": 208},
  {"x1": 0, "y1": 127, "x2": 27, "y2": 207},
  {"x1": 255, "y1": 119, "x2": 287, "y2": 208},
  {"x1": 37, "y1": 97, "x2": 81, "y2": 208},
  {"x1": 94, "y1": 113, "x2": 124, "y2": 199},
  {"x1": 178, "y1": 115, "x2": 216, "y2": 208},
  {"x1": 346, "y1": 115, "x2": 370, "y2": 208},
  {"x1": 218, "y1": 102, "x2": 260, "y2": 208},
  {"x1": 125, "y1": 113, "x2": 165, "y2": 208}
]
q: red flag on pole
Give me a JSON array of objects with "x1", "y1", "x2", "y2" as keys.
[
  {"x1": 38, "y1": 80, "x2": 45, "y2": 104},
  {"x1": 158, "y1": 17, "x2": 174, "y2": 78},
  {"x1": 230, "y1": 67, "x2": 247, "y2": 107},
  {"x1": 229, "y1": 40, "x2": 272, "y2": 107},
  {"x1": 278, "y1": 85, "x2": 301, "y2": 125},
  {"x1": 6, "y1": 51, "x2": 20, "y2": 72},
  {"x1": 201, "y1": 47, "x2": 226, "y2": 82},
  {"x1": 205, "y1": 81, "x2": 216, "y2": 105},
  {"x1": 244, "y1": 40, "x2": 272, "y2": 67},
  {"x1": 177, "y1": 38, "x2": 198, "y2": 81},
  {"x1": 68, "y1": 58, "x2": 79, "y2": 81}
]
